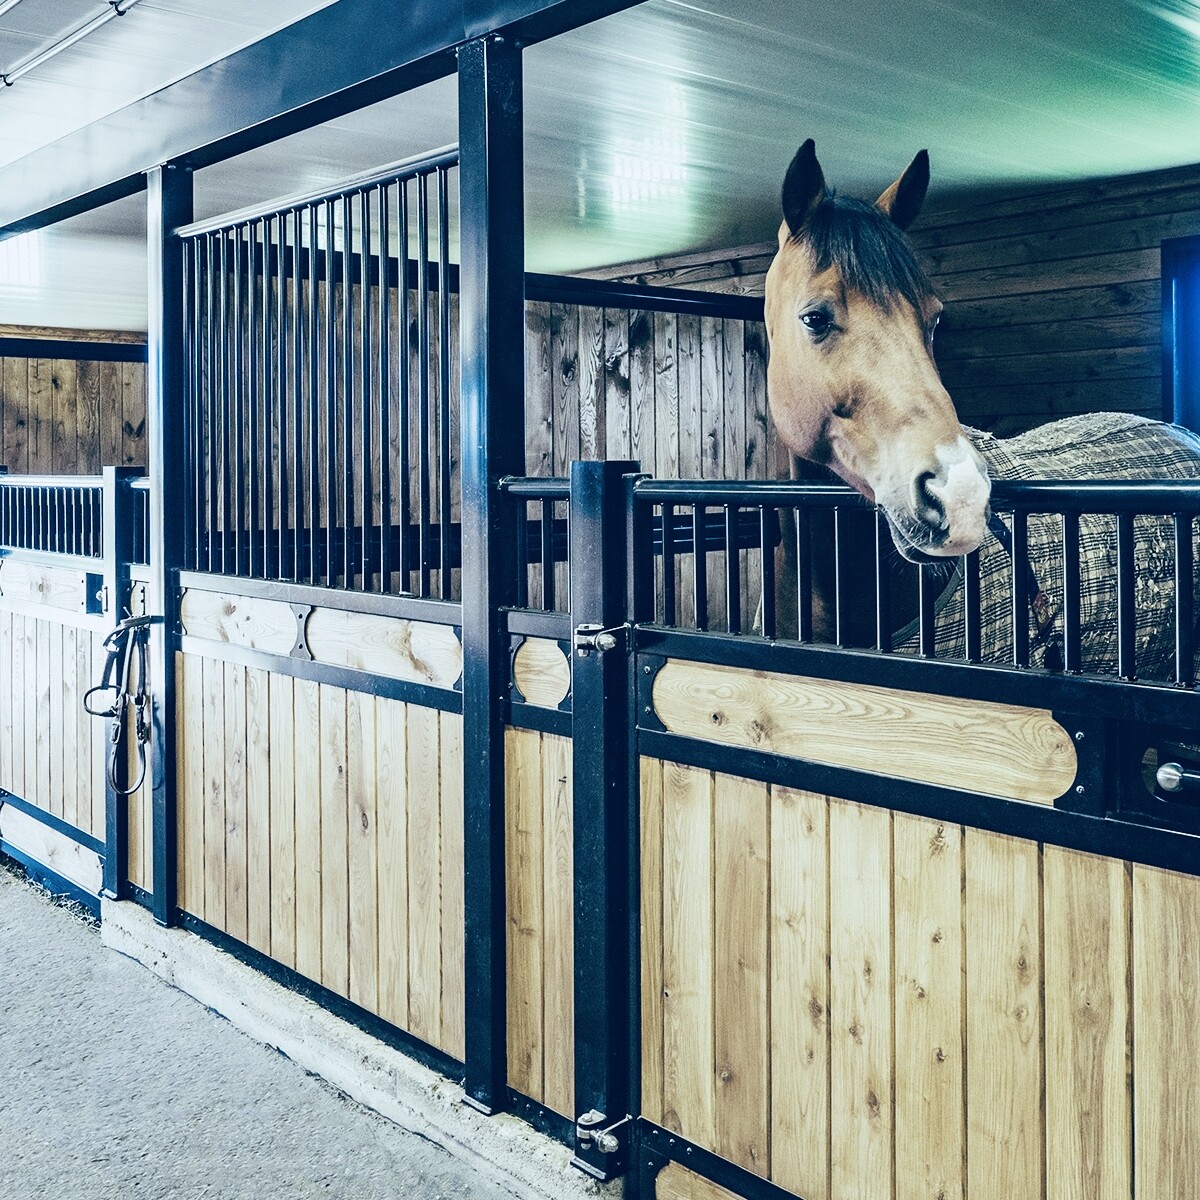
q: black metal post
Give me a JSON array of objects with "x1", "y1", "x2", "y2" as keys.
[
  {"x1": 101, "y1": 465, "x2": 140, "y2": 900},
  {"x1": 147, "y1": 163, "x2": 194, "y2": 925},
  {"x1": 570, "y1": 458, "x2": 638, "y2": 1181},
  {"x1": 458, "y1": 33, "x2": 525, "y2": 1115}
]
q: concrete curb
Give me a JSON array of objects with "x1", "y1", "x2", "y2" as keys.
[{"x1": 102, "y1": 899, "x2": 616, "y2": 1200}]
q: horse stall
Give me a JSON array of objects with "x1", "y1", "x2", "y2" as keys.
[{"x1": 1, "y1": 3, "x2": 1200, "y2": 1199}]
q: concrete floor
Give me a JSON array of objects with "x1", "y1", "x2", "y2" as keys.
[{"x1": 0, "y1": 862, "x2": 522, "y2": 1200}]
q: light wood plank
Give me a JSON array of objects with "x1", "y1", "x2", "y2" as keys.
[
  {"x1": 292, "y1": 677, "x2": 323, "y2": 982},
  {"x1": 1133, "y1": 864, "x2": 1200, "y2": 1198},
  {"x1": 661, "y1": 761, "x2": 715, "y2": 1146},
  {"x1": 640, "y1": 757, "x2": 665, "y2": 1125},
  {"x1": 320, "y1": 684, "x2": 350, "y2": 997},
  {"x1": 505, "y1": 726, "x2": 544, "y2": 1098},
  {"x1": 177, "y1": 653, "x2": 205, "y2": 918},
  {"x1": 713, "y1": 772, "x2": 769, "y2": 1176},
  {"x1": 347, "y1": 688, "x2": 379, "y2": 1014},
  {"x1": 512, "y1": 637, "x2": 571, "y2": 709},
  {"x1": 179, "y1": 589, "x2": 296, "y2": 655},
  {"x1": 267, "y1": 672, "x2": 297, "y2": 968},
  {"x1": 47, "y1": 623, "x2": 64, "y2": 821},
  {"x1": 656, "y1": 1162, "x2": 741, "y2": 1200},
  {"x1": 653, "y1": 659, "x2": 1076, "y2": 804},
  {"x1": 439, "y1": 712, "x2": 465, "y2": 1061},
  {"x1": 1044, "y1": 846, "x2": 1131, "y2": 1200},
  {"x1": 375, "y1": 696, "x2": 410, "y2": 1031},
  {"x1": 829, "y1": 798, "x2": 893, "y2": 1200},
  {"x1": 770, "y1": 786, "x2": 830, "y2": 1200},
  {"x1": 201, "y1": 655, "x2": 226, "y2": 928},
  {"x1": 223, "y1": 661, "x2": 248, "y2": 943},
  {"x1": 894, "y1": 814, "x2": 965, "y2": 1200},
  {"x1": 965, "y1": 829, "x2": 1043, "y2": 1200},
  {"x1": 244, "y1": 666, "x2": 272, "y2": 955},
  {"x1": 0, "y1": 802, "x2": 102, "y2": 894},
  {"x1": 541, "y1": 730, "x2": 573, "y2": 1116},
  {"x1": 406, "y1": 704, "x2": 442, "y2": 1048},
  {"x1": 305, "y1": 609, "x2": 462, "y2": 689}
]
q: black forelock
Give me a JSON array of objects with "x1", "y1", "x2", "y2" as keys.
[{"x1": 792, "y1": 191, "x2": 937, "y2": 312}]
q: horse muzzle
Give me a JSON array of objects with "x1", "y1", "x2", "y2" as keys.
[{"x1": 885, "y1": 439, "x2": 991, "y2": 560}]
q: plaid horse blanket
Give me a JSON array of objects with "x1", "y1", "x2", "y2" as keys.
[{"x1": 894, "y1": 412, "x2": 1200, "y2": 679}]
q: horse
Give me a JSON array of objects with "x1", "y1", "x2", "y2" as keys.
[{"x1": 762, "y1": 140, "x2": 1200, "y2": 680}]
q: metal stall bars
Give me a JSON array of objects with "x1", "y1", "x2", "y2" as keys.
[{"x1": 177, "y1": 147, "x2": 460, "y2": 599}]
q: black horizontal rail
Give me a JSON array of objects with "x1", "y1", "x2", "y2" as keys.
[
  {"x1": 498, "y1": 476, "x2": 570, "y2": 499},
  {"x1": 177, "y1": 145, "x2": 460, "y2": 238},
  {"x1": 0, "y1": 338, "x2": 146, "y2": 363},
  {"x1": 524, "y1": 272, "x2": 764, "y2": 322}
]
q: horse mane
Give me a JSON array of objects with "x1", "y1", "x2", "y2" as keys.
[{"x1": 795, "y1": 192, "x2": 937, "y2": 313}]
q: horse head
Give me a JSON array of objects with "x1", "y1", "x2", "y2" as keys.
[{"x1": 764, "y1": 139, "x2": 990, "y2": 560}]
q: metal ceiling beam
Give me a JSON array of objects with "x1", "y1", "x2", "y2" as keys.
[{"x1": 0, "y1": 0, "x2": 643, "y2": 238}]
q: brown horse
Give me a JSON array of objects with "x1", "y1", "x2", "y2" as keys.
[{"x1": 765, "y1": 139, "x2": 990, "y2": 565}]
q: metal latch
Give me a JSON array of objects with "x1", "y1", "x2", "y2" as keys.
[
  {"x1": 575, "y1": 1109, "x2": 631, "y2": 1156},
  {"x1": 573, "y1": 623, "x2": 627, "y2": 657},
  {"x1": 1156, "y1": 760, "x2": 1200, "y2": 804}
]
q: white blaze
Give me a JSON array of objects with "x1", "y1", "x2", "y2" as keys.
[{"x1": 928, "y1": 438, "x2": 990, "y2": 553}]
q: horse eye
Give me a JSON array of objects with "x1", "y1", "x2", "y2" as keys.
[{"x1": 800, "y1": 310, "x2": 831, "y2": 336}]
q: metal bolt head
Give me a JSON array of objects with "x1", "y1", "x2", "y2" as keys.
[
  {"x1": 1075, "y1": 784, "x2": 1086, "y2": 795},
  {"x1": 643, "y1": 664, "x2": 652, "y2": 675},
  {"x1": 1074, "y1": 730, "x2": 1085, "y2": 742}
]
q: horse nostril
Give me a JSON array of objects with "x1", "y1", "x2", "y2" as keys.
[{"x1": 914, "y1": 470, "x2": 946, "y2": 529}]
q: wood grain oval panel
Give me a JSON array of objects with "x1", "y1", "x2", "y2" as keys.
[
  {"x1": 512, "y1": 637, "x2": 570, "y2": 708},
  {"x1": 651, "y1": 660, "x2": 1076, "y2": 805},
  {"x1": 179, "y1": 589, "x2": 296, "y2": 655},
  {"x1": 0, "y1": 559, "x2": 89, "y2": 613},
  {"x1": 305, "y1": 607, "x2": 461, "y2": 689}
]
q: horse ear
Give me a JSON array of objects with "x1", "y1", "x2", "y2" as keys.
[
  {"x1": 876, "y1": 149, "x2": 930, "y2": 230},
  {"x1": 782, "y1": 139, "x2": 826, "y2": 237}
]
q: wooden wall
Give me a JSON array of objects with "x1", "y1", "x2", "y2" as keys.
[
  {"x1": 640, "y1": 759, "x2": 1200, "y2": 1200},
  {"x1": 175, "y1": 651, "x2": 466, "y2": 1061},
  {"x1": 589, "y1": 159, "x2": 1200, "y2": 437},
  {"x1": 0, "y1": 333, "x2": 147, "y2": 473}
]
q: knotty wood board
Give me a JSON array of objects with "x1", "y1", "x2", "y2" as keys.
[
  {"x1": 0, "y1": 560, "x2": 89, "y2": 615},
  {"x1": 512, "y1": 637, "x2": 570, "y2": 709},
  {"x1": 652, "y1": 659, "x2": 1076, "y2": 804},
  {"x1": 306, "y1": 607, "x2": 462, "y2": 688}
]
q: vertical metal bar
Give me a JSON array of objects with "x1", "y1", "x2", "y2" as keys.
[
  {"x1": 570, "y1": 460, "x2": 637, "y2": 1181},
  {"x1": 918, "y1": 566, "x2": 935, "y2": 657},
  {"x1": 458, "y1": 36, "x2": 523, "y2": 1116},
  {"x1": 262, "y1": 217, "x2": 274, "y2": 582},
  {"x1": 247, "y1": 223, "x2": 260, "y2": 578},
  {"x1": 1117, "y1": 512, "x2": 1136, "y2": 679},
  {"x1": 661, "y1": 504, "x2": 676, "y2": 625},
  {"x1": 219, "y1": 232, "x2": 231, "y2": 573},
  {"x1": 540, "y1": 497, "x2": 555, "y2": 610},
  {"x1": 692, "y1": 504, "x2": 708, "y2": 630},
  {"x1": 101, "y1": 466, "x2": 139, "y2": 900},
  {"x1": 397, "y1": 179, "x2": 411, "y2": 591},
  {"x1": 417, "y1": 172, "x2": 432, "y2": 598},
  {"x1": 1061, "y1": 511, "x2": 1082, "y2": 673},
  {"x1": 324, "y1": 200, "x2": 337, "y2": 588},
  {"x1": 724, "y1": 505, "x2": 741, "y2": 633},
  {"x1": 276, "y1": 216, "x2": 289, "y2": 581},
  {"x1": 874, "y1": 508, "x2": 892, "y2": 652},
  {"x1": 342, "y1": 192, "x2": 355, "y2": 588},
  {"x1": 307, "y1": 204, "x2": 321, "y2": 588},
  {"x1": 232, "y1": 224, "x2": 245, "y2": 575},
  {"x1": 1175, "y1": 513, "x2": 1195, "y2": 686},
  {"x1": 963, "y1": 549, "x2": 982, "y2": 662},
  {"x1": 146, "y1": 162, "x2": 194, "y2": 926},
  {"x1": 360, "y1": 187, "x2": 373, "y2": 591},
  {"x1": 832, "y1": 507, "x2": 846, "y2": 646},
  {"x1": 438, "y1": 166, "x2": 453, "y2": 600},
  {"x1": 293, "y1": 208, "x2": 305, "y2": 584},
  {"x1": 378, "y1": 184, "x2": 392, "y2": 594},
  {"x1": 1011, "y1": 510, "x2": 1029, "y2": 667},
  {"x1": 796, "y1": 508, "x2": 813, "y2": 642},
  {"x1": 759, "y1": 505, "x2": 775, "y2": 639}
]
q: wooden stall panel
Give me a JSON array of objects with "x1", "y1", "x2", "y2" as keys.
[
  {"x1": 505, "y1": 727, "x2": 574, "y2": 1117},
  {"x1": 0, "y1": 609, "x2": 106, "y2": 844},
  {"x1": 639, "y1": 759, "x2": 1200, "y2": 1200},
  {"x1": 652, "y1": 659, "x2": 1077, "y2": 804},
  {"x1": 174, "y1": 651, "x2": 465, "y2": 1061}
]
